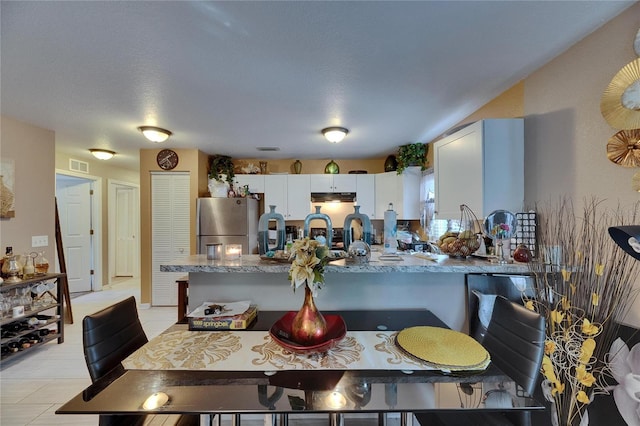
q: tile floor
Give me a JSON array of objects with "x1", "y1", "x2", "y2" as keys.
[
  {"x1": 1, "y1": 278, "x2": 402, "y2": 426},
  {"x1": 0, "y1": 277, "x2": 178, "y2": 426}
]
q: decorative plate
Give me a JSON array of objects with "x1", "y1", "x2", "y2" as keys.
[
  {"x1": 269, "y1": 312, "x2": 347, "y2": 354},
  {"x1": 395, "y1": 326, "x2": 490, "y2": 371}
]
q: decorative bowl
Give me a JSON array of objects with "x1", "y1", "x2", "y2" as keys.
[{"x1": 269, "y1": 312, "x2": 347, "y2": 354}]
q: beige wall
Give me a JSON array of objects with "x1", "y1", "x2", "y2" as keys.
[
  {"x1": 234, "y1": 158, "x2": 388, "y2": 175},
  {"x1": 523, "y1": 3, "x2": 639, "y2": 326},
  {"x1": 0, "y1": 116, "x2": 56, "y2": 258}
]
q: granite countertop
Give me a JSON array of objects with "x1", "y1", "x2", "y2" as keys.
[{"x1": 160, "y1": 253, "x2": 530, "y2": 274}]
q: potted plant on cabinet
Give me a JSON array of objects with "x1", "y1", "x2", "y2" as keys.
[
  {"x1": 208, "y1": 155, "x2": 235, "y2": 197},
  {"x1": 208, "y1": 155, "x2": 235, "y2": 184},
  {"x1": 396, "y1": 143, "x2": 428, "y2": 175}
]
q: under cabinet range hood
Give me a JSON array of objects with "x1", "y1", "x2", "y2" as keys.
[{"x1": 310, "y1": 192, "x2": 357, "y2": 203}]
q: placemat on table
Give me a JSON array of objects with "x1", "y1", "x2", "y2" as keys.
[{"x1": 396, "y1": 326, "x2": 490, "y2": 371}]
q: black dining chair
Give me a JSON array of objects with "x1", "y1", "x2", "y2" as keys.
[
  {"x1": 83, "y1": 296, "x2": 200, "y2": 426},
  {"x1": 414, "y1": 295, "x2": 546, "y2": 426}
]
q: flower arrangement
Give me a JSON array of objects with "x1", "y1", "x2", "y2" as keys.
[
  {"x1": 288, "y1": 237, "x2": 331, "y2": 296},
  {"x1": 491, "y1": 223, "x2": 511, "y2": 239},
  {"x1": 523, "y1": 198, "x2": 639, "y2": 426}
]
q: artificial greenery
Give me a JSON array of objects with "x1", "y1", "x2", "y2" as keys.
[
  {"x1": 208, "y1": 155, "x2": 235, "y2": 183},
  {"x1": 396, "y1": 143, "x2": 428, "y2": 174}
]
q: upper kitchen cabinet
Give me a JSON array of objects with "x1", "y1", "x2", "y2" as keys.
[
  {"x1": 433, "y1": 119, "x2": 524, "y2": 220},
  {"x1": 355, "y1": 174, "x2": 375, "y2": 219},
  {"x1": 374, "y1": 167, "x2": 421, "y2": 220},
  {"x1": 234, "y1": 174, "x2": 265, "y2": 194},
  {"x1": 287, "y1": 174, "x2": 312, "y2": 220},
  {"x1": 310, "y1": 174, "x2": 357, "y2": 193},
  {"x1": 264, "y1": 174, "x2": 311, "y2": 220}
]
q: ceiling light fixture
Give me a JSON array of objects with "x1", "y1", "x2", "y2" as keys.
[
  {"x1": 89, "y1": 149, "x2": 116, "y2": 160},
  {"x1": 138, "y1": 126, "x2": 172, "y2": 143},
  {"x1": 322, "y1": 127, "x2": 349, "y2": 143}
]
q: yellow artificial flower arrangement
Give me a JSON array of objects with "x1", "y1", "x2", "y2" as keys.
[
  {"x1": 288, "y1": 237, "x2": 331, "y2": 296},
  {"x1": 523, "y1": 199, "x2": 639, "y2": 426}
]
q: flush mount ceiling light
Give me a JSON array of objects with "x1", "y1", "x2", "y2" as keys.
[
  {"x1": 322, "y1": 127, "x2": 349, "y2": 143},
  {"x1": 137, "y1": 126, "x2": 172, "y2": 143},
  {"x1": 89, "y1": 149, "x2": 116, "y2": 160}
]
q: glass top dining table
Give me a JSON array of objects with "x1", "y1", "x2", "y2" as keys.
[{"x1": 56, "y1": 310, "x2": 544, "y2": 422}]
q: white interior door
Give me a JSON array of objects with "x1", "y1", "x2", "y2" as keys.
[
  {"x1": 115, "y1": 186, "x2": 136, "y2": 276},
  {"x1": 56, "y1": 177, "x2": 92, "y2": 293}
]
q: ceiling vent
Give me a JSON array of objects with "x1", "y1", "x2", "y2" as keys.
[
  {"x1": 256, "y1": 147, "x2": 280, "y2": 152},
  {"x1": 69, "y1": 158, "x2": 89, "y2": 174}
]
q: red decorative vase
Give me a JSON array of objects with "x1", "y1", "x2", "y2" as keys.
[
  {"x1": 291, "y1": 285, "x2": 328, "y2": 346},
  {"x1": 513, "y1": 243, "x2": 532, "y2": 263}
]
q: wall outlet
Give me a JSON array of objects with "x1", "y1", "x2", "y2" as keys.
[{"x1": 32, "y1": 235, "x2": 48, "y2": 247}]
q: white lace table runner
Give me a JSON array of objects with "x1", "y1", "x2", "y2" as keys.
[{"x1": 122, "y1": 330, "x2": 488, "y2": 372}]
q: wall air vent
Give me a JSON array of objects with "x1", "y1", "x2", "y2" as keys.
[
  {"x1": 256, "y1": 147, "x2": 280, "y2": 152},
  {"x1": 69, "y1": 158, "x2": 89, "y2": 174}
]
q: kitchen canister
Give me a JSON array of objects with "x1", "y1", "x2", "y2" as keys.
[
  {"x1": 206, "y1": 243, "x2": 223, "y2": 260},
  {"x1": 383, "y1": 203, "x2": 398, "y2": 254}
]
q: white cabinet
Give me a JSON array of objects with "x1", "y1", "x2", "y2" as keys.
[
  {"x1": 286, "y1": 175, "x2": 311, "y2": 220},
  {"x1": 433, "y1": 119, "x2": 524, "y2": 220},
  {"x1": 355, "y1": 174, "x2": 375, "y2": 219},
  {"x1": 310, "y1": 174, "x2": 356, "y2": 192},
  {"x1": 374, "y1": 167, "x2": 421, "y2": 220},
  {"x1": 234, "y1": 175, "x2": 264, "y2": 193},
  {"x1": 264, "y1": 175, "x2": 311, "y2": 220},
  {"x1": 263, "y1": 175, "x2": 287, "y2": 217}
]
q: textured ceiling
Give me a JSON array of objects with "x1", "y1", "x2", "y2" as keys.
[{"x1": 0, "y1": 1, "x2": 633, "y2": 171}]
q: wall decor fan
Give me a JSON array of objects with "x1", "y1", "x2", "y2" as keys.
[
  {"x1": 606, "y1": 129, "x2": 640, "y2": 167},
  {"x1": 601, "y1": 59, "x2": 640, "y2": 129}
]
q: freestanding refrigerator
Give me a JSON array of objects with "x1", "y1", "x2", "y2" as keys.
[{"x1": 196, "y1": 198, "x2": 259, "y2": 255}]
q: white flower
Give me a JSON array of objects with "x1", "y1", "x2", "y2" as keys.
[{"x1": 609, "y1": 338, "x2": 640, "y2": 426}]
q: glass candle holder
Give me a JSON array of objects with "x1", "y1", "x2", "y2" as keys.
[{"x1": 225, "y1": 244, "x2": 242, "y2": 260}]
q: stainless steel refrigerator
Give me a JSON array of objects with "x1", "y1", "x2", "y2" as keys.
[{"x1": 196, "y1": 198, "x2": 259, "y2": 255}]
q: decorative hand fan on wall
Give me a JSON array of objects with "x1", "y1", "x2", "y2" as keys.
[
  {"x1": 607, "y1": 129, "x2": 640, "y2": 167},
  {"x1": 600, "y1": 58, "x2": 640, "y2": 130}
]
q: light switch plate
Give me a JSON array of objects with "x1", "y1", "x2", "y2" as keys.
[{"x1": 32, "y1": 235, "x2": 48, "y2": 247}]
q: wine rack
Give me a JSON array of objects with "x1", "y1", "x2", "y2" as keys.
[{"x1": 0, "y1": 273, "x2": 65, "y2": 363}]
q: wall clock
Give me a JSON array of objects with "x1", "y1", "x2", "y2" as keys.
[{"x1": 157, "y1": 149, "x2": 179, "y2": 170}]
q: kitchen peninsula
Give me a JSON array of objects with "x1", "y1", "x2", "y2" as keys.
[{"x1": 162, "y1": 253, "x2": 529, "y2": 331}]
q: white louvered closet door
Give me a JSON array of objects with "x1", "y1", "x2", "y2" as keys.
[{"x1": 151, "y1": 172, "x2": 191, "y2": 306}]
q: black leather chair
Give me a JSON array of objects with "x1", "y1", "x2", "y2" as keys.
[
  {"x1": 83, "y1": 296, "x2": 199, "y2": 426},
  {"x1": 415, "y1": 296, "x2": 546, "y2": 426}
]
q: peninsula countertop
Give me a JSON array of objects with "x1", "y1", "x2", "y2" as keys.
[{"x1": 160, "y1": 252, "x2": 530, "y2": 274}]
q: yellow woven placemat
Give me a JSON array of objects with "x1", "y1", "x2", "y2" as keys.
[{"x1": 396, "y1": 326, "x2": 490, "y2": 370}]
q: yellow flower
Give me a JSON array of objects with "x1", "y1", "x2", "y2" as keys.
[
  {"x1": 544, "y1": 340, "x2": 555, "y2": 355},
  {"x1": 581, "y1": 319, "x2": 599, "y2": 336},
  {"x1": 577, "y1": 390, "x2": 590, "y2": 404},
  {"x1": 595, "y1": 264, "x2": 605, "y2": 276},
  {"x1": 579, "y1": 338, "x2": 596, "y2": 364},
  {"x1": 591, "y1": 293, "x2": 599, "y2": 306},
  {"x1": 552, "y1": 382, "x2": 565, "y2": 396},
  {"x1": 561, "y1": 268, "x2": 571, "y2": 282},
  {"x1": 551, "y1": 310, "x2": 565, "y2": 324},
  {"x1": 575, "y1": 251, "x2": 583, "y2": 261},
  {"x1": 570, "y1": 283, "x2": 576, "y2": 294},
  {"x1": 576, "y1": 365, "x2": 596, "y2": 387},
  {"x1": 542, "y1": 356, "x2": 558, "y2": 383},
  {"x1": 525, "y1": 300, "x2": 535, "y2": 311},
  {"x1": 561, "y1": 296, "x2": 570, "y2": 311},
  {"x1": 289, "y1": 254, "x2": 320, "y2": 290}
]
